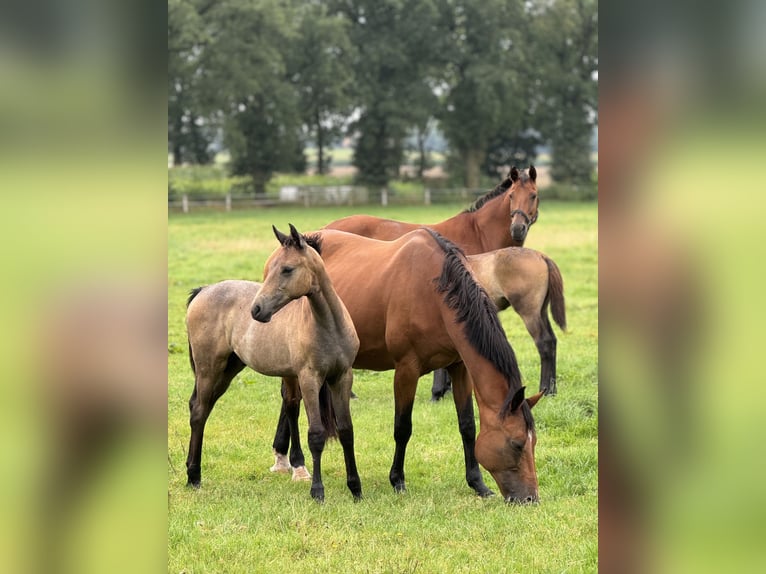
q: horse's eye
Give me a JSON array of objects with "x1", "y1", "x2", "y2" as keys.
[
  {"x1": 281, "y1": 266, "x2": 294, "y2": 276},
  {"x1": 531, "y1": 194, "x2": 537, "y2": 201}
]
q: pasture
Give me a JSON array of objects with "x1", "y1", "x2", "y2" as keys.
[{"x1": 168, "y1": 201, "x2": 597, "y2": 573}]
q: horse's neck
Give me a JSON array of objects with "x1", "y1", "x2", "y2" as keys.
[
  {"x1": 306, "y1": 267, "x2": 354, "y2": 337},
  {"x1": 435, "y1": 195, "x2": 509, "y2": 254},
  {"x1": 460, "y1": 348, "x2": 513, "y2": 416}
]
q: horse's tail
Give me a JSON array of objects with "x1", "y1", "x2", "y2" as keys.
[
  {"x1": 544, "y1": 256, "x2": 567, "y2": 331},
  {"x1": 319, "y1": 381, "x2": 338, "y2": 440},
  {"x1": 186, "y1": 287, "x2": 205, "y2": 376}
]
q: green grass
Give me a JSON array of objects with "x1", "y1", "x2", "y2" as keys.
[{"x1": 168, "y1": 201, "x2": 597, "y2": 573}]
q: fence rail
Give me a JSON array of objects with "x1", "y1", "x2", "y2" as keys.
[{"x1": 168, "y1": 186, "x2": 487, "y2": 213}]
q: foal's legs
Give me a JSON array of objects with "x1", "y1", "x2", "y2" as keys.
[
  {"x1": 186, "y1": 353, "x2": 245, "y2": 487},
  {"x1": 327, "y1": 369, "x2": 362, "y2": 500},
  {"x1": 449, "y1": 363, "x2": 494, "y2": 497},
  {"x1": 297, "y1": 374, "x2": 328, "y2": 502},
  {"x1": 389, "y1": 363, "x2": 419, "y2": 493}
]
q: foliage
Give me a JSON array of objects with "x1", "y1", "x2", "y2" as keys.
[
  {"x1": 168, "y1": 202, "x2": 597, "y2": 572},
  {"x1": 526, "y1": 0, "x2": 598, "y2": 184}
]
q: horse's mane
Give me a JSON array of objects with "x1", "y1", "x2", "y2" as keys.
[
  {"x1": 282, "y1": 232, "x2": 323, "y2": 255},
  {"x1": 424, "y1": 228, "x2": 534, "y2": 429},
  {"x1": 465, "y1": 176, "x2": 513, "y2": 213}
]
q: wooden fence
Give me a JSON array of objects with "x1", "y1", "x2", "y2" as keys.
[{"x1": 168, "y1": 186, "x2": 487, "y2": 213}]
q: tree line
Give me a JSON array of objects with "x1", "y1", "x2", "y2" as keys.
[{"x1": 169, "y1": 0, "x2": 597, "y2": 194}]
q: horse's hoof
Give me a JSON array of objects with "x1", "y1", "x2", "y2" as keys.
[
  {"x1": 477, "y1": 488, "x2": 495, "y2": 498},
  {"x1": 270, "y1": 451, "x2": 292, "y2": 474},
  {"x1": 393, "y1": 482, "x2": 406, "y2": 493},
  {"x1": 186, "y1": 479, "x2": 201, "y2": 489},
  {"x1": 311, "y1": 487, "x2": 325, "y2": 503},
  {"x1": 353, "y1": 492, "x2": 363, "y2": 502},
  {"x1": 292, "y1": 466, "x2": 311, "y2": 482}
]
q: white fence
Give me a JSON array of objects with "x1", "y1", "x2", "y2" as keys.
[{"x1": 169, "y1": 186, "x2": 487, "y2": 213}]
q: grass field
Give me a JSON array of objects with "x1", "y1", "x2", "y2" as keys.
[{"x1": 168, "y1": 201, "x2": 597, "y2": 573}]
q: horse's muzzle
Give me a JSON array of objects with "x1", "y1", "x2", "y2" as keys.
[
  {"x1": 505, "y1": 493, "x2": 539, "y2": 505},
  {"x1": 251, "y1": 304, "x2": 272, "y2": 323},
  {"x1": 510, "y1": 224, "x2": 528, "y2": 243}
]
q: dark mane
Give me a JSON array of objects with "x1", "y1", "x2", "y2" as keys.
[
  {"x1": 423, "y1": 228, "x2": 534, "y2": 429},
  {"x1": 465, "y1": 176, "x2": 513, "y2": 213},
  {"x1": 283, "y1": 232, "x2": 323, "y2": 254}
]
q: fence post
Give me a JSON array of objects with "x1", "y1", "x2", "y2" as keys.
[
  {"x1": 424, "y1": 188, "x2": 431, "y2": 206},
  {"x1": 182, "y1": 194, "x2": 189, "y2": 213},
  {"x1": 381, "y1": 188, "x2": 388, "y2": 207},
  {"x1": 225, "y1": 193, "x2": 231, "y2": 212}
]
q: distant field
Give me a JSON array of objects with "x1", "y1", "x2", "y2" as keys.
[{"x1": 168, "y1": 201, "x2": 597, "y2": 573}]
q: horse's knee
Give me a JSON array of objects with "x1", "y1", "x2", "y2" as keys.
[{"x1": 307, "y1": 428, "x2": 325, "y2": 454}]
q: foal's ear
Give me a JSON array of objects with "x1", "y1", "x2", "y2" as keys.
[
  {"x1": 273, "y1": 225, "x2": 289, "y2": 246},
  {"x1": 528, "y1": 165, "x2": 537, "y2": 182},
  {"x1": 510, "y1": 386, "x2": 526, "y2": 412},
  {"x1": 526, "y1": 390, "x2": 544, "y2": 409},
  {"x1": 288, "y1": 223, "x2": 306, "y2": 249},
  {"x1": 510, "y1": 166, "x2": 520, "y2": 182}
]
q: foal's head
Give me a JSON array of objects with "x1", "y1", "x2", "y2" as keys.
[
  {"x1": 507, "y1": 166, "x2": 539, "y2": 244},
  {"x1": 251, "y1": 224, "x2": 323, "y2": 323},
  {"x1": 475, "y1": 386, "x2": 544, "y2": 503}
]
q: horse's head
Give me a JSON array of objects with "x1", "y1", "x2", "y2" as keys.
[
  {"x1": 475, "y1": 386, "x2": 543, "y2": 503},
  {"x1": 507, "y1": 166, "x2": 539, "y2": 244},
  {"x1": 251, "y1": 224, "x2": 322, "y2": 323}
]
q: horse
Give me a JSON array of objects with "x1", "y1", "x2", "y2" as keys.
[
  {"x1": 264, "y1": 228, "x2": 544, "y2": 502},
  {"x1": 185, "y1": 224, "x2": 362, "y2": 502},
  {"x1": 431, "y1": 246, "x2": 567, "y2": 401},
  {"x1": 325, "y1": 165, "x2": 539, "y2": 251},
  {"x1": 325, "y1": 166, "x2": 545, "y2": 401}
]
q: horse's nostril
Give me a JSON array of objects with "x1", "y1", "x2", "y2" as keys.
[{"x1": 251, "y1": 305, "x2": 261, "y2": 319}]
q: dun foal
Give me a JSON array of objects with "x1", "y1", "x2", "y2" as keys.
[{"x1": 185, "y1": 224, "x2": 361, "y2": 502}]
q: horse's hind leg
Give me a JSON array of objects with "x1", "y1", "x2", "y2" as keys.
[
  {"x1": 271, "y1": 378, "x2": 308, "y2": 479},
  {"x1": 389, "y1": 363, "x2": 419, "y2": 493},
  {"x1": 186, "y1": 353, "x2": 244, "y2": 487},
  {"x1": 327, "y1": 370, "x2": 362, "y2": 500},
  {"x1": 523, "y1": 309, "x2": 557, "y2": 396},
  {"x1": 449, "y1": 363, "x2": 493, "y2": 497}
]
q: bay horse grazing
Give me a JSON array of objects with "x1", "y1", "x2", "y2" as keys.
[
  {"x1": 325, "y1": 166, "x2": 539, "y2": 252},
  {"x1": 432, "y1": 247, "x2": 567, "y2": 400},
  {"x1": 265, "y1": 228, "x2": 544, "y2": 502},
  {"x1": 185, "y1": 224, "x2": 361, "y2": 502}
]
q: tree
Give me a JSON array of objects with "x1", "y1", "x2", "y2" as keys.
[
  {"x1": 437, "y1": 0, "x2": 527, "y2": 189},
  {"x1": 330, "y1": 0, "x2": 443, "y2": 188},
  {"x1": 290, "y1": 4, "x2": 356, "y2": 175},
  {"x1": 527, "y1": 0, "x2": 597, "y2": 184}
]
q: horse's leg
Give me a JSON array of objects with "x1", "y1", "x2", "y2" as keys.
[
  {"x1": 186, "y1": 353, "x2": 244, "y2": 487},
  {"x1": 449, "y1": 362, "x2": 494, "y2": 497},
  {"x1": 389, "y1": 363, "x2": 419, "y2": 493},
  {"x1": 430, "y1": 368, "x2": 453, "y2": 402},
  {"x1": 271, "y1": 378, "x2": 307, "y2": 476},
  {"x1": 298, "y1": 374, "x2": 326, "y2": 502},
  {"x1": 519, "y1": 306, "x2": 558, "y2": 396},
  {"x1": 327, "y1": 369, "x2": 362, "y2": 500}
]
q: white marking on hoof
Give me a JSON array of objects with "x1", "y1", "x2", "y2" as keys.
[
  {"x1": 291, "y1": 466, "x2": 311, "y2": 482},
  {"x1": 269, "y1": 451, "x2": 292, "y2": 474}
]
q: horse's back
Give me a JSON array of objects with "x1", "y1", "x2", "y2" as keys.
[{"x1": 324, "y1": 214, "x2": 419, "y2": 241}]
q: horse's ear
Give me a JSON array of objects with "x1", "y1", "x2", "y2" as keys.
[
  {"x1": 288, "y1": 223, "x2": 306, "y2": 249},
  {"x1": 510, "y1": 386, "x2": 526, "y2": 412},
  {"x1": 510, "y1": 166, "x2": 520, "y2": 182},
  {"x1": 528, "y1": 165, "x2": 537, "y2": 182},
  {"x1": 273, "y1": 225, "x2": 289, "y2": 246},
  {"x1": 526, "y1": 390, "x2": 544, "y2": 409}
]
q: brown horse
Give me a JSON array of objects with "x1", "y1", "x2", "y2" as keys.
[
  {"x1": 326, "y1": 166, "x2": 539, "y2": 251},
  {"x1": 432, "y1": 247, "x2": 567, "y2": 400},
  {"x1": 185, "y1": 224, "x2": 361, "y2": 502},
  {"x1": 264, "y1": 228, "x2": 544, "y2": 502}
]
